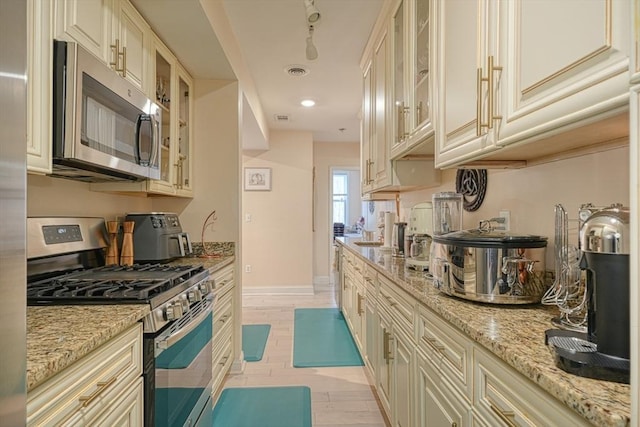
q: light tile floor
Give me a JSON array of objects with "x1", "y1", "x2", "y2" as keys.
[{"x1": 219, "y1": 285, "x2": 389, "y2": 427}]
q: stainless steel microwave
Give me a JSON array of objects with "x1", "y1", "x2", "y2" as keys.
[{"x1": 52, "y1": 40, "x2": 161, "y2": 182}]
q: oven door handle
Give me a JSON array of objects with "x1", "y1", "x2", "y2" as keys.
[{"x1": 157, "y1": 300, "x2": 213, "y2": 351}]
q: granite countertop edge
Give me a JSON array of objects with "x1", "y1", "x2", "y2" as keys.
[
  {"x1": 26, "y1": 255, "x2": 235, "y2": 393},
  {"x1": 337, "y1": 238, "x2": 630, "y2": 427}
]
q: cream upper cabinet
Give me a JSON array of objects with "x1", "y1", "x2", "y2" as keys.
[
  {"x1": 495, "y1": 0, "x2": 630, "y2": 149},
  {"x1": 53, "y1": 0, "x2": 108, "y2": 61},
  {"x1": 175, "y1": 63, "x2": 195, "y2": 197},
  {"x1": 108, "y1": 0, "x2": 150, "y2": 91},
  {"x1": 632, "y1": 0, "x2": 640, "y2": 83},
  {"x1": 53, "y1": 0, "x2": 149, "y2": 91},
  {"x1": 361, "y1": 59, "x2": 374, "y2": 194},
  {"x1": 434, "y1": 0, "x2": 630, "y2": 169},
  {"x1": 373, "y1": 28, "x2": 392, "y2": 190},
  {"x1": 27, "y1": 0, "x2": 53, "y2": 174},
  {"x1": 390, "y1": 0, "x2": 435, "y2": 159},
  {"x1": 433, "y1": 0, "x2": 500, "y2": 169}
]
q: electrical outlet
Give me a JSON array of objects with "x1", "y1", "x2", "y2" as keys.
[
  {"x1": 245, "y1": 264, "x2": 252, "y2": 273},
  {"x1": 245, "y1": 213, "x2": 252, "y2": 222},
  {"x1": 498, "y1": 210, "x2": 511, "y2": 232}
]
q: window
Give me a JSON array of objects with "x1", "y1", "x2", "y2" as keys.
[{"x1": 332, "y1": 173, "x2": 348, "y2": 225}]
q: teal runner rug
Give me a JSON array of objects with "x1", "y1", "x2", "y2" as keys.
[
  {"x1": 242, "y1": 324, "x2": 271, "y2": 362},
  {"x1": 212, "y1": 386, "x2": 312, "y2": 427},
  {"x1": 293, "y1": 308, "x2": 364, "y2": 367}
]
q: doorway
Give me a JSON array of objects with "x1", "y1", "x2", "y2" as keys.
[{"x1": 329, "y1": 167, "x2": 361, "y2": 285}]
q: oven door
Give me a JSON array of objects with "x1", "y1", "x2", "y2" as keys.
[{"x1": 153, "y1": 298, "x2": 213, "y2": 427}]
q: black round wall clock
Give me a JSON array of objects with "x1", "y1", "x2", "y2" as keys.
[{"x1": 455, "y1": 169, "x2": 487, "y2": 212}]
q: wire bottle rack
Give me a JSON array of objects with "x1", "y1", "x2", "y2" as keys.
[{"x1": 541, "y1": 203, "x2": 605, "y2": 332}]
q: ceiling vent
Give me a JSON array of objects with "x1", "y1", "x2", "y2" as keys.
[
  {"x1": 285, "y1": 65, "x2": 309, "y2": 77},
  {"x1": 274, "y1": 114, "x2": 291, "y2": 122}
]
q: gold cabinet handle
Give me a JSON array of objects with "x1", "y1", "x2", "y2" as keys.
[
  {"x1": 383, "y1": 330, "x2": 391, "y2": 362},
  {"x1": 476, "y1": 67, "x2": 483, "y2": 136},
  {"x1": 78, "y1": 376, "x2": 117, "y2": 408},
  {"x1": 477, "y1": 56, "x2": 502, "y2": 136},
  {"x1": 368, "y1": 160, "x2": 375, "y2": 184},
  {"x1": 427, "y1": 336, "x2": 445, "y2": 352},
  {"x1": 487, "y1": 55, "x2": 502, "y2": 129},
  {"x1": 110, "y1": 39, "x2": 126, "y2": 76},
  {"x1": 110, "y1": 39, "x2": 121, "y2": 71},
  {"x1": 357, "y1": 294, "x2": 364, "y2": 315},
  {"x1": 489, "y1": 401, "x2": 517, "y2": 427},
  {"x1": 121, "y1": 46, "x2": 127, "y2": 78}
]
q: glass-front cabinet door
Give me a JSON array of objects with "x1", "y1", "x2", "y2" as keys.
[
  {"x1": 412, "y1": 0, "x2": 430, "y2": 134},
  {"x1": 152, "y1": 37, "x2": 176, "y2": 194},
  {"x1": 392, "y1": 0, "x2": 407, "y2": 152},
  {"x1": 175, "y1": 64, "x2": 194, "y2": 197}
]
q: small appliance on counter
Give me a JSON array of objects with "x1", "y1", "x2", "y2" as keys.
[
  {"x1": 545, "y1": 204, "x2": 630, "y2": 383},
  {"x1": 391, "y1": 222, "x2": 407, "y2": 257},
  {"x1": 432, "y1": 192, "x2": 463, "y2": 235},
  {"x1": 125, "y1": 212, "x2": 193, "y2": 262},
  {"x1": 406, "y1": 202, "x2": 433, "y2": 271},
  {"x1": 430, "y1": 219, "x2": 548, "y2": 304}
]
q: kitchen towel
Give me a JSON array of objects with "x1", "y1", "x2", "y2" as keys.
[
  {"x1": 242, "y1": 324, "x2": 271, "y2": 362},
  {"x1": 383, "y1": 211, "x2": 396, "y2": 248},
  {"x1": 292, "y1": 308, "x2": 364, "y2": 367},
  {"x1": 212, "y1": 386, "x2": 312, "y2": 427}
]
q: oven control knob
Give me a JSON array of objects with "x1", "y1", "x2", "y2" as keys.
[
  {"x1": 188, "y1": 289, "x2": 203, "y2": 303},
  {"x1": 199, "y1": 280, "x2": 213, "y2": 296},
  {"x1": 164, "y1": 301, "x2": 184, "y2": 321}
]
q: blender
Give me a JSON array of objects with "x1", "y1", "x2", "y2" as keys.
[
  {"x1": 406, "y1": 202, "x2": 433, "y2": 271},
  {"x1": 432, "y1": 192, "x2": 463, "y2": 235}
]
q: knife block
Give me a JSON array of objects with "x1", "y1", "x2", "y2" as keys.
[
  {"x1": 106, "y1": 221, "x2": 119, "y2": 265},
  {"x1": 120, "y1": 221, "x2": 135, "y2": 266}
]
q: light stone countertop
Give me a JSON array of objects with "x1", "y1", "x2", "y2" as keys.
[
  {"x1": 26, "y1": 304, "x2": 150, "y2": 391},
  {"x1": 26, "y1": 255, "x2": 234, "y2": 392},
  {"x1": 337, "y1": 237, "x2": 630, "y2": 427}
]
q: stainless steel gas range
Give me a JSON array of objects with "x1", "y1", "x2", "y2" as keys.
[{"x1": 27, "y1": 217, "x2": 215, "y2": 427}]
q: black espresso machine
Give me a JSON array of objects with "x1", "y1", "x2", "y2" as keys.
[{"x1": 545, "y1": 204, "x2": 630, "y2": 383}]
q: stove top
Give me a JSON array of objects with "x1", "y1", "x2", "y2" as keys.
[
  {"x1": 27, "y1": 264, "x2": 205, "y2": 303},
  {"x1": 26, "y1": 217, "x2": 214, "y2": 333}
]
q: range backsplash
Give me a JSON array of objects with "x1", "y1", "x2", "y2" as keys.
[{"x1": 191, "y1": 241, "x2": 235, "y2": 257}]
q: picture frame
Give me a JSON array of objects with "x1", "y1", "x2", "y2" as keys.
[{"x1": 244, "y1": 167, "x2": 272, "y2": 191}]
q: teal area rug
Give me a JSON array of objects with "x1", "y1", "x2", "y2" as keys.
[
  {"x1": 242, "y1": 324, "x2": 271, "y2": 362},
  {"x1": 212, "y1": 386, "x2": 312, "y2": 427},
  {"x1": 293, "y1": 308, "x2": 364, "y2": 367}
]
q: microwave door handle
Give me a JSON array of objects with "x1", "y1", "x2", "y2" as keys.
[
  {"x1": 134, "y1": 113, "x2": 152, "y2": 166},
  {"x1": 150, "y1": 113, "x2": 159, "y2": 168}
]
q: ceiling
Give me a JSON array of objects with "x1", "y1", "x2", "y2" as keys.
[{"x1": 132, "y1": 0, "x2": 384, "y2": 146}]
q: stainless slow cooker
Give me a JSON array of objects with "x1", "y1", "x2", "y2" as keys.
[{"x1": 430, "y1": 228, "x2": 548, "y2": 304}]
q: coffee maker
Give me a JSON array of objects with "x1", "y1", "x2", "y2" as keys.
[
  {"x1": 406, "y1": 202, "x2": 433, "y2": 271},
  {"x1": 545, "y1": 204, "x2": 630, "y2": 383}
]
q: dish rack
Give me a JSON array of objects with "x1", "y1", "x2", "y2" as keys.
[{"x1": 541, "y1": 203, "x2": 605, "y2": 332}]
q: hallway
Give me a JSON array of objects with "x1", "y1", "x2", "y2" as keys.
[{"x1": 219, "y1": 287, "x2": 389, "y2": 426}]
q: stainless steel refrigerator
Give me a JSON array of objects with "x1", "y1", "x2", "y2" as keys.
[{"x1": 0, "y1": 0, "x2": 27, "y2": 425}]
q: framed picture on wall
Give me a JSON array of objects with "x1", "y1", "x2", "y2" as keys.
[{"x1": 244, "y1": 167, "x2": 272, "y2": 191}]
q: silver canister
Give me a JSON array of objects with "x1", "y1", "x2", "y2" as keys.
[{"x1": 430, "y1": 229, "x2": 548, "y2": 304}]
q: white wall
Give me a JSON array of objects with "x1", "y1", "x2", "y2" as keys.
[
  {"x1": 400, "y1": 146, "x2": 630, "y2": 268},
  {"x1": 242, "y1": 130, "x2": 314, "y2": 294}
]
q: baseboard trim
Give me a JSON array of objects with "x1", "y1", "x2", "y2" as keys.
[
  {"x1": 314, "y1": 275, "x2": 330, "y2": 285},
  {"x1": 242, "y1": 286, "x2": 315, "y2": 296}
]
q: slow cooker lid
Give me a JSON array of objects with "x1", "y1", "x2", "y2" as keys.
[{"x1": 432, "y1": 229, "x2": 548, "y2": 247}]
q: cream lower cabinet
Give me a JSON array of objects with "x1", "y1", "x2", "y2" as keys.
[
  {"x1": 211, "y1": 264, "x2": 235, "y2": 397},
  {"x1": 377, "y1": 275, "x2": 417, "y2": 427},
  {"x1": 27, "y1": 323, "x2": 143, "y2": 426}
]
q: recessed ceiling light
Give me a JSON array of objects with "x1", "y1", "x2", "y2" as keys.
[{"x1": 301, "y1": 99, "x2": 316, "y2": 107}]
